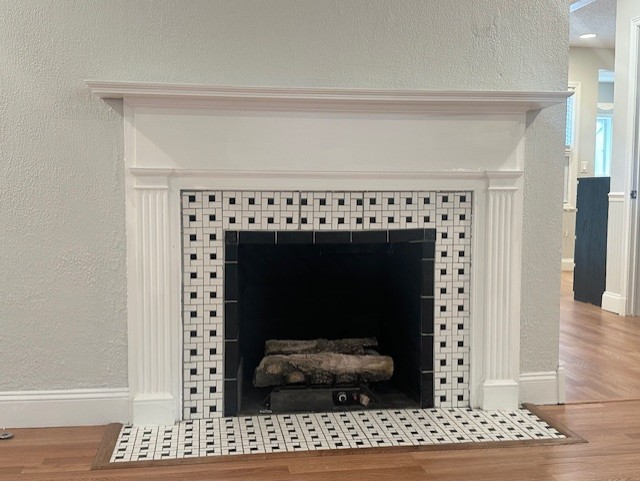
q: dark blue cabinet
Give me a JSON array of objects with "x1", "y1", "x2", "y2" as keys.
[{"x1": 573, "y1": 177, "x2": 610, "y2": 306}]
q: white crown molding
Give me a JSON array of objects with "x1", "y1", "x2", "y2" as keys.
[
  {"x1": 86, "y1": 81, "x2": 570, "y2": 113},
  {"x1": 129, "y1": 167, "x2": 524, "y2": 182}
]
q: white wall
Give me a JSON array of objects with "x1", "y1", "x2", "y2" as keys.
[
  {"x1": 603, "y1": 0, "x2": 640, "y2": 314},
  {"x1": 0, "y1": 1, "x2": 567, "y2": 399}
]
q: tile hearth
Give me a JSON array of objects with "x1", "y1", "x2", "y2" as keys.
[{"x1": 109, "y1": 407, "x2": 565, "y2": 462}]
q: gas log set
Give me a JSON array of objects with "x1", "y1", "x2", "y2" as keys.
[{"x1": 253, "y1": 337, "x2": 394, "y2": 412}]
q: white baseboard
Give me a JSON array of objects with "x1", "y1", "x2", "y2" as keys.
[
  {"x1": 0, "y1": 388, "x2": 129, "y2": 428},
  {"x1": 561, "y1": 258, "x2": 574, "y2": 271},
  {"x1": 601, "y1": 291, "x2": 623, "y2": 314},
  {"x1": 132, "y1": 393, "x2": 177, "y2": 426},
  {"x1": 481, "y1": 380, "x2": 520, "y2": 410},
  {"x1": 519, "y1": 365, "x2": 565, "y2": 405}
]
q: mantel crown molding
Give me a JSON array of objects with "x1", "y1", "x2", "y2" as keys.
[{"x1": 86, "y1": 81, "x2": 570, "y2": 113}]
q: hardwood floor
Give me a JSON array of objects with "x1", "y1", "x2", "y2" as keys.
[
  {"x1": 2, "y1": 402, "x2": 640, "y2": 480},
  {"x1": 560, "y1": 271, "x2": 640, "y2": 402},
  {"x1": 2, "y1": 275, "x2": 640, "y2": 480}
]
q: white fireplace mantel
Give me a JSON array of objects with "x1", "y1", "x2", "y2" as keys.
[{"x1": 88, "y1": 81, "x2": 569, "y2": 425}]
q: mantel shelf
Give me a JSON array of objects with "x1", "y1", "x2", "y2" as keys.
[{"x1": 86, "y1": 80, "x2": 570, "y2": 113}]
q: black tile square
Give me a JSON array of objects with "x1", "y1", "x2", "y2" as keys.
[
  {"x1": 389, "y1": 229, "x2": 423, "y2": 242},
  {"x1": 351, "y1": 230, "x2": 387, "y2": 243},
  {"x1": 421, "y1": 297, "x2": 434, "y2": 334},
  {"x1": 425, "y1": 229, "x2": 435, "y2": 241},
  {"x1": 225, "y1": 244, "x2": 238, "y2": 262},
  {"x1": 224, "y1": 380, "x2": 238, "y2": 416},
  {"x1": 224, "y1": 341, "x2": 239, "y2": 378},
  {"x1": 238, "y1": 231, "x2": 275, "y2": 244},
  {"x1": 224, "y1": 263, "x2": 238, "y2": 300},
  {"x1": 225, "y1": 231, "x2": 238, "y2": 245},
  {"x1": 420, "y1": 373, "x2": 434, "y2": 408},
  {"x1": 277, "y1": 231, "x2": 314, "y2": 244},
  {"x1": 421, "y1": 260, "x2": 434, "y2": 296},
  {"x1": 421, "y1": 335, "x2": 433, "y2": 371},
  {"x1": 315, "y1": 231, "x2": 350, "y2": 244},
  {"x1": 224, "y1": 302, "x2": 238, "y2": 340}
]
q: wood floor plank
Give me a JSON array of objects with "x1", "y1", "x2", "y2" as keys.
[{"x1": 560, "y1": 272, "x2": 640, "y2": 402}]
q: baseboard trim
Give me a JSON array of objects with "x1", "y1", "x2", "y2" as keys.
[
  {"x1": 561, "y1": 258, "x2": 574, "y2": 271},
  {"x1": 602, "y1": 291, "x2": 623, "y2": 314},
  {"x1": 480, "y1": 380, "x2": 520, "y2": 410},
  {"x1": 519, "y1": 366, "x2": 565, "y2": 405},
  {"x1": 0, "y1": 388, "x2": 129, "y2": 428}
]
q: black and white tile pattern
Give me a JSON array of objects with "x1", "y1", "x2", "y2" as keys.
[
  {"x1": 109, "y1": 407, "x2": 565, "y2": 462},
  {"x1": 182, "y1": 191, "x2": 472, "y2": 419}
]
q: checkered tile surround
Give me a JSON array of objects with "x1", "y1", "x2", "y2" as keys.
[
  {"x1": 182, "y1": 191, "x2": 472, "y2": 419},
  {"x1": 109, "y1": 407, "x2": 564, "y2": 462}
]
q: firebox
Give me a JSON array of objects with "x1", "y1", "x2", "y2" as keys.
[{"x1": 222, "y1": 229, "x2": 436, "y2": 416}]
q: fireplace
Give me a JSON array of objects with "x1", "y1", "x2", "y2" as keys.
[
  {"x1": 182, "y1": 190, "x2": 471, "y2": 419},
  {"x1": 86, "y1": 81, "x2": 569, "y2": 425}
]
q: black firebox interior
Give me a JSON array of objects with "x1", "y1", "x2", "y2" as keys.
[{"x1": 222, "y1": 229, "x2": 435, "y2": 416}]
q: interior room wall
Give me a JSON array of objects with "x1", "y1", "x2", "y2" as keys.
[
  {"x1": 569, "y1": 47, "x2": 615, "y2": 178},
  {"x1": 603, "y1": 0, "x2": 640, "y2": 315},
  {"x1": 0, "y1": 1, "x2": 567, "y2": 399},
  {"x1": 562, "y1": 47, "x2": 615, "y2": 271}
]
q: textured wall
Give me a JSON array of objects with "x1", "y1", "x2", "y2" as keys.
[{"x1": 0, "y1": 0, "x2": 568, "y2": 391}]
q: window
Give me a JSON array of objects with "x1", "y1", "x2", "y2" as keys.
[
  {"x1": 564, "y1": 86, "x2": 578, "y2": 205},
  {"x1": 594, "y1": 115, "x2": 612, "y2": 176},
  {"x1": 566, "y1": 89, "x2": 576, "y2": 149}
]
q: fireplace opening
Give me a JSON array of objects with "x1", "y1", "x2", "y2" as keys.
[{"x1": 223, "y1": 229, "x2": 435, "y2": 416}]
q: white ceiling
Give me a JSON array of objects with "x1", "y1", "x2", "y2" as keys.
[{"x1": 570, "y1": 0, "x2": 616, "y2": 49}]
